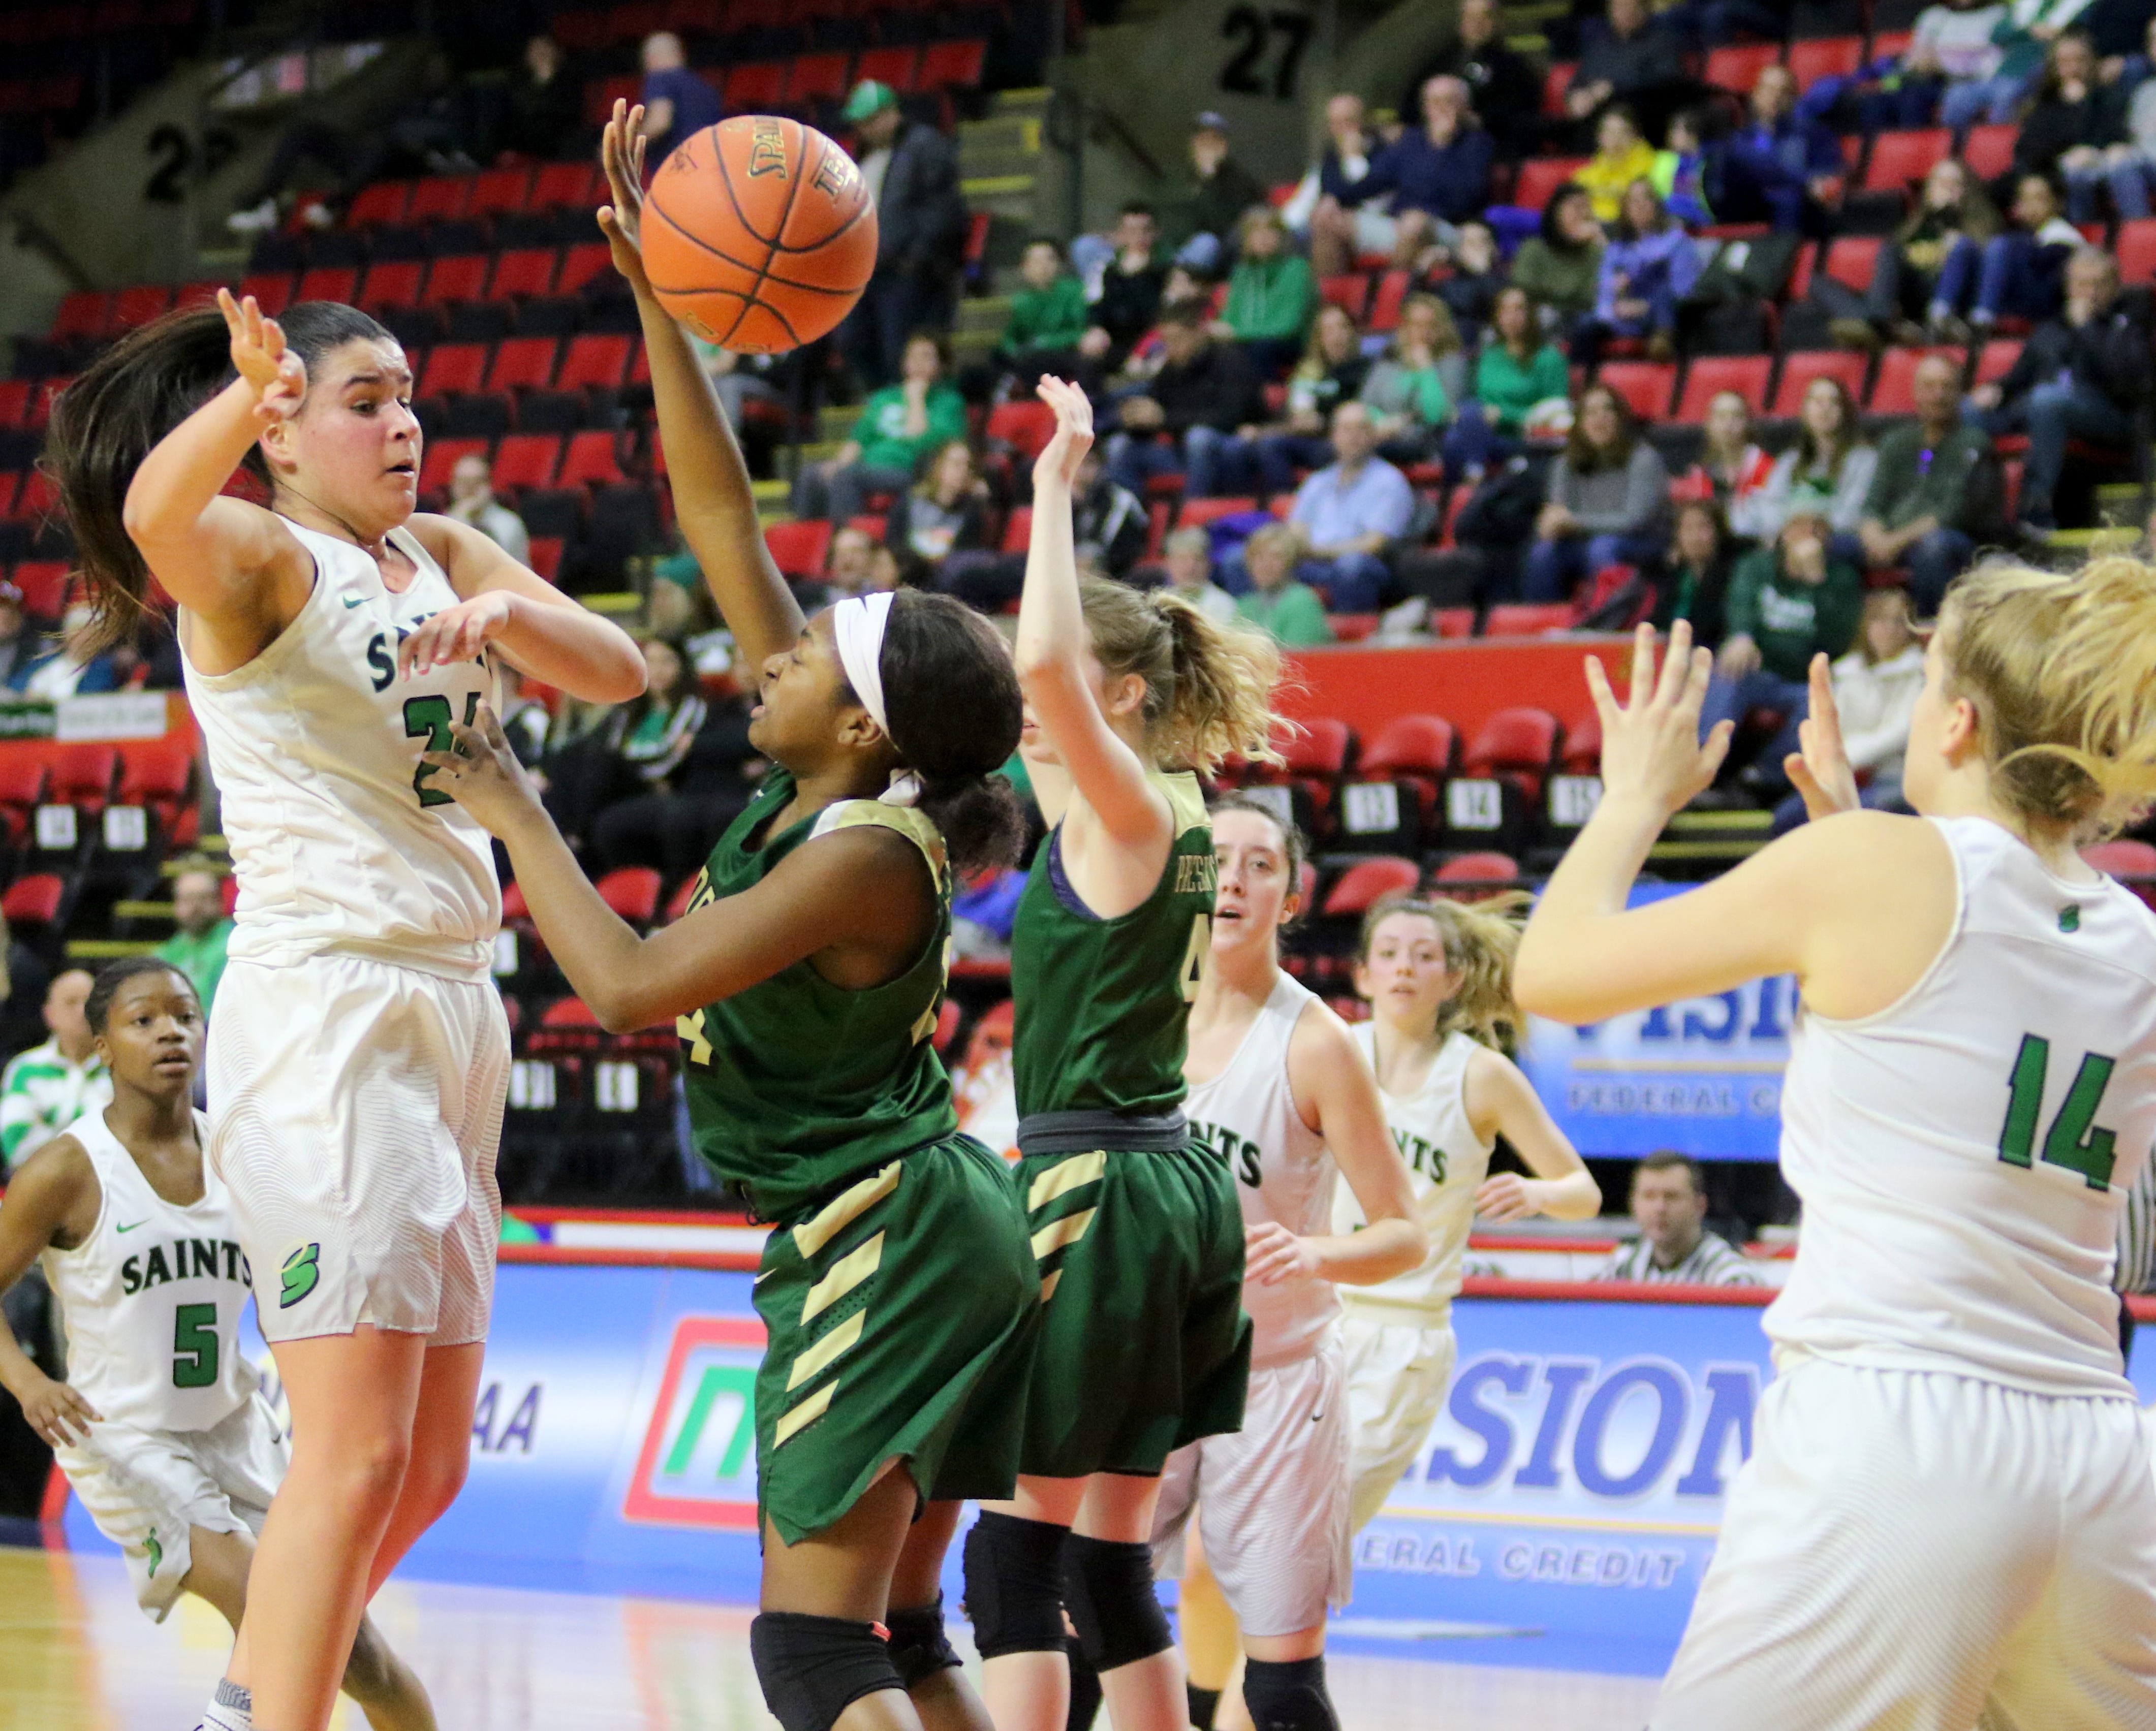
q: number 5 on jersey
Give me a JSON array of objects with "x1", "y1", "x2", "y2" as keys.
[
  {"x1": 1997, "y1": 1033, "x2": 2118, "y2": 1189},
  {"x1": 404, "y1": 691, "x2": 482, "y2": 808}
]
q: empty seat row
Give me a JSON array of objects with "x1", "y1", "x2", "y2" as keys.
[
  {"x1": 579, "y1": 38, "x2": 985, "y2": 124},
  {"x1": 1595, "y1": 339, "x2": 2022, "y2": 424}
]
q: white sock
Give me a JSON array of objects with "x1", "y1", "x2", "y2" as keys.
[{"x1": 200, "y1": 1678, "x2": 252, "y2": 1731}]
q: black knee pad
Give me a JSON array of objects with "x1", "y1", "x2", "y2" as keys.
[
  {"x1": 1241, "y1": 1657, "x2": 1338, "y2": 1731},
  {"x1": 886, "y1": 1595, "x2": 962, "y2": 1689},
  {"x1": 1067, "y1": 1634, "x2": 1104, "y2": 1731},
  {"x1": 963, "y1": 1511, "x2": 1070, "y2": 1658},
  {"x1": 748, "y1": 1612, "x2": 904, "y2": 1731},
  {"x1": 1059, "y1": 1533, "x2": 1172, "y2": 1673}
]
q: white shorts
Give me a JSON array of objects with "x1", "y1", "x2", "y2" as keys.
[
  {"x1": 1338, "y1": 1311, "x2": 1456, "y2": 1532},
  {"x1": 1150, "y1": 1334, "x2": 1351, "y2": 1638},
  {"x1": 56, "y1": 1391, "x2": 288, "y2": 1621},
  {"x1": 208, "y1": 954, "x2": 510, "y2": 1345},
  {"x1": 1654, "y1": 1359, "x2": 2156, "y2": 1731}
]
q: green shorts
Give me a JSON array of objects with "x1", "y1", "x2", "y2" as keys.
[
  {"x1": 754, "y1": 1135, "x2": 1040, "y2": 1545},
  {"x1": 1015, "y1": 1143, "x2": 1251, "y2": 1479}
]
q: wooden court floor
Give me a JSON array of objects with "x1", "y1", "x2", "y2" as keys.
[{"x1": 0, "y1": 1545, "x2": 1660, "y2": 1730}]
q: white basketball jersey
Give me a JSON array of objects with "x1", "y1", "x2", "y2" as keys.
[
  {"x1": 1771, "y1": 816, "x2": 2156, "y2": 1398},
  {"x1": 181, "y1": 520, "x2": 499, "y2": 981},
  {"x1": 42, "y1": 1107, "x2": 258, "y2": 1432},
  {"x1": 1335, "y1": 1027, "x2": 1493, "y2": 1324},
  {"x1": 1185, "y1": 972, "x2": 1340, "y2": 1369}
]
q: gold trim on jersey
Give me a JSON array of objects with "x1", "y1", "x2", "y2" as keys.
[
  {"x1": 1030, "y1": 1208, "x2": 1096, "y2": 1261},
  {"x1": 793, "y1": 1162, "x2": 902, "y2": 1259},
  {"x1": 1027, "y1": 1150, "x2": 1106, "y2": 1210},
  {"x1": 773, "y1": 1379, "x2": 837, "y2": 1446},
  {"x1": 810, "y1": 800, "x2": 951, "y2": 894},
  {"x1": 786, "y1": 1309, "x2": 866, "y2": 1392},
  {"x1": 801, "y1": 1232, "x2": 884, "y2": 1324}
]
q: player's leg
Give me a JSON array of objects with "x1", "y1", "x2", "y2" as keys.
[
  {"x1": 1175, "y1": 1532, "x2": 1240, "y2": 1731},
  {"x1": 1341, "y1": 1321, "x2": 1452, "y2": 1533},
  {"x1": 975, "y1": 1475, "x2": 1087, "y2": 1731},
  {"x1": 364, "y1": 1341, "x2": 485, "y2": 1596},
  {"x1": 1068, "y1": 1470, "x2": 1182, "y2": 1731},
  {"x1": 338, "y1": 1614, "x2": 439, "y2": 1731},
  {"x1": 887, "y1": 1499, "x2": 991, "y2": 1731},
  {"x1": 227, "y1": 1326, "x2": 427, "y2": 1731}
]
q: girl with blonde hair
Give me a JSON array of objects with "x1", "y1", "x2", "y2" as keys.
[
  {"x1": 1336, "y1": 891, "x2": 1599, "y2": 1529},
  {"x1": 1518, "y1": 563, "x2": 2156, "y2": 1728}
]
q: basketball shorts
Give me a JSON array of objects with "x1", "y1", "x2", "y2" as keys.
[
  {"x1": 56, "y1": 1391, "x2": 288, "y2": 1621},
  {"x1": 1654, "y1": 1358, "x2": 2156, "y2": 1731},
  {"x1": 1338, "y1": 1310, "x2": 1456, "y2": 1532},
  {"x1": 208, "y1": 954, "x2": 510, "y2": 1346},
  {"x1": 1151, "y1": 1332, "x2": 1351, "y2": 1638},
  {"x1": 1013, "y1": 1143, "x2": 1252, "y2": 1480},
  {"x1": 754, "y1": 1136, "x2": 1041, "y2": 1546}
]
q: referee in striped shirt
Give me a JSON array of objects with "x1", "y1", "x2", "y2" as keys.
[{"x1": 1593, "y1": 1151, "x2": 1760, "y2": 1286}]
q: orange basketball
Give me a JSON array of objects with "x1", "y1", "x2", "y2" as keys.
[{"x1": 640, "y1": 115, "x2": 878, "y2": 354}]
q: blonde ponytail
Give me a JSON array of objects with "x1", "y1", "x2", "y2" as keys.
[
  {"x1": 1943, "y1": 555, "x2": 2156, "y2": 842},
  {"x1": 1359, "y1": 891, "x2": 1532, "y2": 1054},
  {"x1": 1078, "y1": 578, "x2": 1285, "y2": 775}
]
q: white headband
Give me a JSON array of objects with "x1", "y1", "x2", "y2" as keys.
[{"x1": 831, "y1": 592, "x2": 918, "y2": 805}]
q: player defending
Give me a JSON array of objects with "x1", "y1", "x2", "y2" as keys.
[
  {"x1": 0, "y1": 959, "x2": 432, "y2": 1729},
  {"x1": 1519, "y1": 590, "x2": 2156, "y2": 1727}
]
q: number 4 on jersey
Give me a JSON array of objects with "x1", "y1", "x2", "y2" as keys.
[{"x1": 1997, "y1": 1033, "x2": 2118, "y2": 1189}]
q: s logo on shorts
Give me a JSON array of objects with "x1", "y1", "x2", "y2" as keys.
[{"x1": 279, "y1": 1243, "x2": 321, "y2": 1309}]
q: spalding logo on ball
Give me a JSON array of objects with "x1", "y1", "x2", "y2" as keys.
[{"x1": 642, "y1": 115, "x2": 878, "y2": 354}]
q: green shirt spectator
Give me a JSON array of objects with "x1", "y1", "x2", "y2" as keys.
[
  {"x1": 1474, "y1": 338, "x2": 1572, "y2": 434},
  {"x1": 852, "y1": 380, "x2": 968, "y2": 474},
  {"x1": 1511, "y1": 184, "x2": 1607, "y2": 326},
  {"x1": 1001, "y1": 239, "x2": 1091, "y2": 355},
  {"x1": 0, "y1": 968, "x2": 107, "y2": 1172},
  {"x1": 1236, "y1": 583, "x2": 1334, "y2": 647},
  {"x1": 1221, "y1": 211, "x2": 1315, "y2": 345},
  {"x1": 1725, "y1": 537, "x2": 1863, "y2": 681},
  {"x1": 1863, "y1": 421, "x2": 1999, "y2": 534},
  {"x1": 154, "y1": 865, "x2": 232, "y2": 1012}
]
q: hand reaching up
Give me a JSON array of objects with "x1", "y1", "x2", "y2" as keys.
[
  {"x1": 1031, "y1": 375, "x2": 1094, "y2": 494},
  {"x1": 216, "y1": 288, "x2": 304, "y2": 428},
  {"x1": 598, "y1": 100, "x2": 653, "y2": 297},
  {"x1": 1783, "y1": 651, "x2": 1862, "y2": 822}
]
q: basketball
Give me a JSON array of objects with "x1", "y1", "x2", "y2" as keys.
[{"x1": 640, "y1": 114, "x2": 878, "y2": 355}]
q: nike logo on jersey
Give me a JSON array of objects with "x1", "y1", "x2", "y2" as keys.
[
  {"x1": 279, "y1": 1242, "x2": 321, "y2": 1308},
  {"x1": 343, "y1": 594, "x2": 368, "y2": 609},
  {"x1": 113, "y1": 1220, "x2": 144, "y2": 1233}
]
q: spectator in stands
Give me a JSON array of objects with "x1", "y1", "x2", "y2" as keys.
[
  {"x1": 1103, "y1": 303, "x2": 1267, "y2": 498},
  {"x1": 592, "y1": 686, "x2": 763, "y2": 883},
  {"x1": 1878, "y1": 0, "x2": 2015, "y2": 131},
  {"x1": 1674, "y1": 391, "x2": 1776, "y2": 541},
  {"x1": 1291, "y1": 93, "x2": 1397, "y2": 278},
  {"x1": 1283, "y1": 401, "x2": 1415, "y2": 611},
  {"x1": 20, "y1": 604, "x2": 119, "y2": 702},
  {"x1": 154, "y1": 865, "x2": 232, "y2": 1015},
  {"x1": 701, "y1": 344, "x2": 792, "y2": 442},
  {"x1": 1360, "y1": 293, "x2": 1467, "y2": 465},
  {"x1": 1577, "y1": 178, "x2": 1701, "y2": 365},
  {"x1": 1216, "y1": 207, "x2": 1316, "y2": 378},
  {"x1": 1234, "y1": 524, "x2": 1336, "y2": 646},
  {"x1": 1820, "y1": 159, "x2": 2001, "y2": 350},
  {"x1": 1445, "y1": 285, "x2": 1570, "y2": 477},
  {"x1": 997, "y1": 237, "x2": 1091, "y2": 388},
  {"x1": 1929, "y1": 170, "x2": 2081, "y2": 338},
  {"x1": 1072, "y1": 449, "x2": 1149, "y2": 578},
  {"x1": 1861, "y1": 353, "x2": 2004, "y2": 611},
  {"x1": 1076, "y1": 203, "x2": 1168, "y2": 367},
  {"x1": 867, "y1": 544, "x2": 923, "y2": 591},
  {"x1": 543, "y1": 636, "x2": 708, "y2": 854},
  {"x1": 1771, "y1": 586, "x2": 1927, "y2": 830},
  {"x1": 1652, "y1": 107, "x2": 1716, "y2": 227},
  {"x1": 1166, "y1": 111, "x2": 1267, "y2": 274},
  {"x1": 1161, "y1": 526, "x2": 1241, "y2": 623},
  {"x1": 445, "y1": 451, "x2": 530, "y2": 564},
  {"x1": 636, "y1": 32, "x2": 723, "y2": 163},
  {"x1": 1655, "y1": 499, "x2": 1735, "y2": 647},
  {"x1": 840, "y1": 80, "x2": 968, "y2": 390},
  {"x1": 1432, "y1": 218, "x2": 1508, "y2": 348},
  {"x1": 1338, "y1": 77, "x2": 1497, "y2": 268},
  {"x1": 1575, "y1": 106, "x2": 1660, "y2": 224},
  {"x1": 1755, "y1": 376, "x2": 1879, "y2": 547},
  {"x1": 1257, "y1": 303, "x2": 1374, "y2": 492},
  {"x1": 495, "y1": 33, "x2": 580, "y2": 161},
  {"x1": 2107, "y1": 15, "x2": 2156, "y2": 217},
  {"x1": 1512, "y1": 185, "x2": 1606, "y2": 330},
  {"x1": 784, "y1": 522, "x2": 882, "y2": 614},
  {"x1": 1715, "y1": 65, "x2": 1845, "y2": 234},
  {"x1": 1703, "y1": 511, "x2": 1862, "y2": 792},
  {"x1": 1567, "y1": 0, "x2": 1687, "y2": 140},
  {"x1": 1594, "y1": 1152, "x2": 1759, "y2": 1283},
  {"x1": 885, "y1": 438, "x2": 992, "y2": 569},
  {"x1": 791, "y1": 331, "x2": 966, "y2": 524},
  {"x1": 1523, "y1": 382, "x2": 1672, "y2": 602},
  {"x1": 1399, "y1": 0, "x2": 1546, "y2": 159},
  {"x1": 0, "y1": 583, "x2": 39, "y2": 691},
  {"x1": 1972, "y1": 245, "x2": 2152, "y2": 532},
  {"x1": 2015, "y1": 32, "x2": 2134, "y2": 221},
  {"x1": 0, "y1": 970, "x2": 106, "y2": 1172}
]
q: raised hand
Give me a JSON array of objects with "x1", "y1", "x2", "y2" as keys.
[
  {"x1": 598, "y1": 100, "x2": 653, "y2": 297},
  {"x1": 1031, "y1": 374, "x2": 1094, "y2": 494},
  {"x1": 423, "y1": 702, "x2": 546, "y2": 837},
  {"x1": 216, "y1": 287, "x2": 304, "y2": 427},
  {"x1": 399, "y1": 591, "x2": 515, "y2": 680},
  {"x1": 1587, "y1": 621, "x2": 1733, "y2": 817},
  {"x1": 1783, "y1": 650, "x2": 1862, "y2": 822}
]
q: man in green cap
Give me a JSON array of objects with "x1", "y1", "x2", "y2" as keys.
[{"x1": 839, "y1": 78, "x2": 967, "y2": 388}]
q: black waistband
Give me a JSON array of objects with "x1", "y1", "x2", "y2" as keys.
[{"x1": 1016, "y1": 1109, "x2": 1190, "y2": 1158}]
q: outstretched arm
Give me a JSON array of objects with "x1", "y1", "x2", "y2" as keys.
[
  {"x1": 1467, "y1": 1051, "x2": 1601, "y2": 1222},
  {"x1": 598, "y1": 101, "x2": 803, "y2": 672},
  {"x1": 0, "y1": 1139, "x2": 103, "y2": 1447}
]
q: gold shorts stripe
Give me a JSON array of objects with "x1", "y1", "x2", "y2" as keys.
[
  {"x1": 1029, "y1": 1207, "x2": 1096, "y2": 1262},
  {"x1": 793, "y1": 1161, "x2": 902, "y2": 1260},
  {"x1": 787, "y1": 1309, "x2": 867, "y2": 1392},
  {"x1": 1027, "y1": 1150, "x2": 1107, "y2": 1212},
  {"x1": 773, "y1": 1379, "x2": 836, "y2": 1447},
  {"x1": 801, "y1": 1231, "x2": 885, "y2": 1324},
  {"x1": 1040, "y1": 1269, "x2": 1063, "y2": 1303}
]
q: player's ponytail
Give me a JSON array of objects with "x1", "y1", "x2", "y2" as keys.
[
  {"x1": 1942, "y1": 554, "x2": 2156, "y2": 842},
  {"x1": 1358, "y1": 891, "x2": 1533, "y2": 1054},
  {"x1": 877, "y1": 590, "x2": 1027, "y2": 876},
  {"x1": 1078, "y1": 578, "x2": 1285, "y2": 775},
  {"x1": 48, "y1": 300, "x2": 393, "y2": 654}
]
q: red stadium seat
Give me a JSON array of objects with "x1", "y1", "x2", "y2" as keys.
[
  {"x1": 919, "y1": 39, "x2": 987, "y2": 88},
  {"x1": 115, "y1": 742, "x2": 194, "y2": 832},
  {"x1": 1461, "y1": 706, "x2": 1559, "y2": 800},
  {"x1": 0, "y1": 757, "x2": 46, "y2": 846},
  {"x1": 854, "y1": 45, "x2": 920, "y2": 92},
  {"x1": 558, "y1": 430, "x2": 627, "y2": 489},
  {"x1": 1771, "y1": 349, "x2": 1868, "y2": 417},
  {"x1": 488, "y1": 337, "x2": 559, "y2": 392},
  {"x1": 419, "y1": 436, "x2": 490, "y2": 493},
  {"x1": 999, "y1": 506, "x2": 1033, "y2": 554},
  {"x1": 1559, "y1": 707, "x2": 1602, "y2": 775},
  {"x1": 1321, "y1": 855, "x2": 1421, "y2": 917},
  {"x1": 540, "y1": 996, "x2": 602, "y2": 1029},
  {"x1": 1513, "y1": 157, "x2": 1587, "y2": 212},
  {"x1": 559, "y1": 333, "x2": 633, "y2": 392},
  {"x1": 420, "y1": 344, "x2": 489, "y2": 398},
  {"x1": 664, "y1": 876, "x2": 700, "y2": 922},
  {"x1": 1675, "y1": 355, "x2": 1773, "y2": 423},
  {"x1": 2085, "y1": 839, "x2": 2156, "y2": 879},
  {"x1": 1265, "y1": 717, "x2": 1354, "y2": 818},
  {"x1": 491, "y1": 433, "x2": 563, "y2": 492},
  {"x1": 112, "y1": 285, "x2": 173, "y2": 330},
  {"x1": 765, "y1": 519, "x2": 833, "y2": 577},
  {"x1": 1366, "y1": 269, "x2": 1413, "y2": 334},
  {"x1": 296, "y1": 266, "x2": 357, "y2": 304},
  {"x1": 527, "y1": 537, "x2": 565, "y2": 580},
  {"x1": 1705, "y1": 42, "x2": 1782, "y2": 92},
  {"x1": 1975, "y1": 338, "x2": 2023, "y2": 383},
  {"x1": 48, "y1": 743, "x2": 119, "y2": 816},
  {"x1": 237, "y1": 273, "x2": 294, "y2": 317},
  {"x1": 725, "y1": 61, "x2": 787, "y2": 107},
  {"x1": 358, "y1": 261, "x2": 425, "y2": 311},
  {"x1": 407, "y1": 175, "x2": 473, "y2": 223},
  {"x1": 1361, "y1": 713, "x2": 1455, "y2": 783},
  {"x1": 1821, "y1": 235, "x2": 1882, "y2": 295},
  {"x1": 595, "y1": 866, "x2": 663, "y2": 924},
  {"x1": 1870, "y1": 345, "x2": 1962, "y2": 413},
  {"x1": 1597, "y1": 361, "x2": 1677, "y2": 420},
  {"x1": 2118, "y1": 219, "x2": 2156, "y2": 287},
  {"x1": 558, "y1": 243, "x2": 615, "y2": 296},
  {"x1": 985, "y1": 400, "x2": 1056, "y2": 462},
  {"x1": 1861, "y1": 128, "x2": 1950, "y2": 194},
  {"x1": 1962, "y1": 123, "x2": 2016, "y2": 182},
  {"x1": 11, "y1": 561, "x2": 70, "y2": 616},
  {"x1": 532, "y1": 161, "x2": 601, "y2": 209},
  {"x1": 1788, "y1": 34, "x2": 1862, "y2": 91},
  {"x1": 1432, "y1": 850, "x2": 1520, "y2": 890},
  {"x1": 583, "y1": 71, "x2": 642, "y2": 126},
  {"x1": 50, "y1": 290, "x2": 112, "y2": 338},
  {"x1": 2, "y1": 872, "x2": 65, "y2": 930},
  {"x1": 1178, "y1": 496, "x2": 1260, "y2": 530},
  {"x1": 423, "y1": 256, "x2": 489, "y2": 306},
  {"x1": 470, "y1": 167, "x2": 533, "y2": 217},
  {"x1": 1542, "y1": 62, "x2": 1575, "y2": 116},
  {"x1": 1317, "y1": 274, "x2": 1371, "y2": 319},
  {"x1": 345, "y1": 181, "x2": 413, "y2": 228},
  {"x1": 489, "y1": 249, "x2": 559, "y2": 300},
  {"x1": 788, "y1": 52, "x2": 851, "y2": 106},
  {"x1": 1483, "y1": 603, "x2": 1575, "y2": 636},
  {"x1": 1870, "y1": 29, "x2": 1914, "y2": 60},
  {"x1": 0, "y1": 382, "x2": 30, "y2": 430}
]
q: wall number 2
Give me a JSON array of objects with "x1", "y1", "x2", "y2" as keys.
[
  {"x1": 404, "y1": 691, "x2": 483, "y2": 808},
  {"x1": 1997, "y1": 1033, "x2": 2118, "y2": 1189},
  {"x1": 1218, "y1": 6, "x2": 1313, "y2": 100}
]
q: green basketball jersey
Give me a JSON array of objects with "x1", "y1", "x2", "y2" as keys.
[
  {"x1": 1011, "y1": 770, "x2": 1216, "y2": 1120},
  {"x1": 678, "y1": 767, "x2": 957, "y2": 1219}
]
